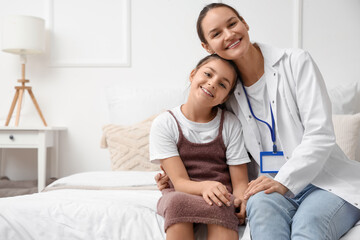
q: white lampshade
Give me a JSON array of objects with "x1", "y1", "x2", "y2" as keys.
[{"x1": 2, "y1": 15, "x2": 45, "y2": 55}]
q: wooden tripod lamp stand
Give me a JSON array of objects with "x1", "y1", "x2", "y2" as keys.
[{"x1": 2, "y1": 15, "x2": 47, "y2": 127}]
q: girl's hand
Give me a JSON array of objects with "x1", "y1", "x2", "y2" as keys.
[
  {"x1": 234, "y1": 198, "x2": 247, "y2": 225},
  {"x1": 154, "y1": 166, "x2": 170, "y2": 191},
  {"x1": 201, "y1": 181, "x2": 231, "y2": 207},
  {"x1": 243, "y1": 175, "x2": 288, "y2": 200}
]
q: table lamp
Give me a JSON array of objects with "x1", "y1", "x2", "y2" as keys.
[{"x1": 2, "y1": 15, "x2": 47, "y2": 126}]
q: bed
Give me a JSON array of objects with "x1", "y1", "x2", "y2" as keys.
[
  {"x1": 0, "y1": 171, "x2": 165, "y2": 239},
  {"x1": 0, "y1": 82, "x2": 359, "y2": 240}
]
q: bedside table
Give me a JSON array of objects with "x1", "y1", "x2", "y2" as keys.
[{"x1": 0, "y1": 127, "x2": 66, "y2": 192}]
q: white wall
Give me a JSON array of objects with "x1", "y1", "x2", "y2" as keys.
[
  {"x1": 303, "y1": 0, "x2": 360, "y2": 89},
  {"x1": 0, "y1": 0, "x2": 359, "y2": 180}
]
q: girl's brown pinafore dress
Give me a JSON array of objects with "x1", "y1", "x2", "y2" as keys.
[{"x1": 157, "y1": 110, "x2": 239, "y2": 232}]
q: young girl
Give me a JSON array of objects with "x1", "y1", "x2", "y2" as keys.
[{"x1": 149, "y1": 54, "x2": 250, "y2": 240}]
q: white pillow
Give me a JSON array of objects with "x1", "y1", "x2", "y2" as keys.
[
  {"x1": 332, "y1": 113, "x2": 360, "y2": 161},
  {"x1": 328, "y1": 81, "x2": 360, "y2": 114},
  {"x1": 46, "y1": 171, "x2": 161, "y2": 189}
]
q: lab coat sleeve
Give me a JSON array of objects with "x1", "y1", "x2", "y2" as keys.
[{"x1": 274, "y1": 51, "x2": 336, "y2": 196}]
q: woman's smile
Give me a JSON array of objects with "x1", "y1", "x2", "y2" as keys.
[{"x1": 226, "y1": 39, "x2": 241, "y2": 49}]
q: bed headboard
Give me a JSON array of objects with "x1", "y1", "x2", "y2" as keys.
[{"x1": 105, "y1": 86, "x2": 187, "y2": 125}]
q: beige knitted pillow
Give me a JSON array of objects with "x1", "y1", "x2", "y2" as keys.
[
  {"x1": 332, "y1": 113, "x2": 360, "y2": 161},
  {"x1": 101, "y1": 115, "x2": 161, "y2": 171}
]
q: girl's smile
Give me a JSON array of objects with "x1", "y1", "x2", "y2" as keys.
[
  {"x1": 189, "y1": 59, "x2": 235, "y2": 108},
  {"x1": 180, "y1": 54, "x2": 238, "y2": 123},
  {"x1": 200, "y1": 86, "x2": 214, "y2": 97}
]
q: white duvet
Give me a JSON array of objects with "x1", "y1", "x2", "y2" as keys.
[
  {"x1": 0, "y1": 171, "x2": 358, "y2": 240},
  {"x1": 0, "y1": 171, "x2": 166, "y2": 240}
]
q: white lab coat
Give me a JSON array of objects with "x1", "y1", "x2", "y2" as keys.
[{"x1": 226, "y1": 43, "x2": 360, "y2": 209}]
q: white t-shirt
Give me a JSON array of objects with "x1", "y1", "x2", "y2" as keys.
[
  {"x1": 149, "y1": 106, "x2": 250, "y2": 166},
  {"x1": 244, "y1": 74, "x2": 284, "y2": 178},
  {"x1": 244, "y1": 74, "x2": 283, "y2": 152}
]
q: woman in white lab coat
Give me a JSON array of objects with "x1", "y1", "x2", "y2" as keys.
[
  {"x1": 198, "y1": 3, "x2": 360, "y2": 239},
  {"x1": 156, "y1": 3, "x2": 360, "y2": 239}
]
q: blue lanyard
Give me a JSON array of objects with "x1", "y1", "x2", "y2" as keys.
[{"x1": 242, "y1": 84, "x2": 278, "y2": 153}]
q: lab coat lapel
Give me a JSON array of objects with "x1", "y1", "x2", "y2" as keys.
[
  {"x1": 236, "y1": 82, "x2": 251, "y2": 123},
  {"x1": 265, "y1": 66, "x2": 279, "y2": 127},
  {"x1": 234, "y1": 82, "x2": 263, "y2": 160},
  {"x1": 259, "y1": 41, "x2": 283, "y2": 135}
]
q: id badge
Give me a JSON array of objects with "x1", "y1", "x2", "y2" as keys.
[{"x1": 260, "y1": 151, "x2": 286, "y2": 173}]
